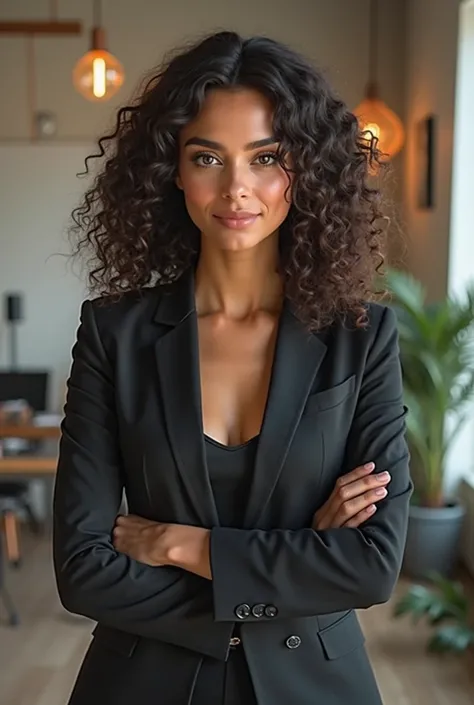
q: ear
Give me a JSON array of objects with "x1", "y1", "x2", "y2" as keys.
[{"x1": 176, "y1": 174, "x2": 183, "y2": 190}]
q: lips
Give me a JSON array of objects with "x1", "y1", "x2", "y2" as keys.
[
  {"x1": 214, "y1": 211, "x2": 259, "y2": 219},
  {"x1": 213, "y1": 211, "x2": 261, "y2": 230}
]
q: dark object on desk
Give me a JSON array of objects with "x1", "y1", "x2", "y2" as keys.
[
  {"x1": 0, "y1": 370, "x2": 49, "y2": 411},
  {"x1": 3, "y1": 293, "x2": 24, "y2": 371}
]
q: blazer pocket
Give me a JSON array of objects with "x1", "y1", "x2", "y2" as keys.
[
  {"x1": 304, "y1": 374, "x2": 356, "y2": 415},
  {"x1": 317, "y1": 609, "x2": 365, "y2": 660},
  {"x1": 92, "y1": 623, "x2": 139, "y2": 658}
]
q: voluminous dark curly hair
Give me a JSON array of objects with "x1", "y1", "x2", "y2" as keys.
[{"x1": 71, "y1": 30, "x2": 386, "y2": 330}]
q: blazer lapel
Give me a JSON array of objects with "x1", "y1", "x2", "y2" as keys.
[
  {"x1": 242, "y1": 304, "x2": 327, "y2": 528},
  {"x1": 154, "y1": 274, "x2": 220, "y2": 528}
]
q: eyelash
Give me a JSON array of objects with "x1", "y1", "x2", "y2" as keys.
[{"x1": 191, "y1": 151, "x2": 280, "y2": 168}]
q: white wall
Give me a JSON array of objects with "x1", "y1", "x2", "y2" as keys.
[
  {"x1": 445, "y1": 0, "x2": 474, "y2": 491},
  {"x1": 0, "y1": 145, "x2": 92, "y2": 410}
]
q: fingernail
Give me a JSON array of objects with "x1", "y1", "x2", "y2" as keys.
[
  {"x1": 364, "y1": 462, "x2": 375, "y2": 470},
  {"x1": 375, "y1": 487, "x2": 388, "y2": 496},
  {"x1": 367, "y1": 504, "x2": 377, "y2": 513},
  {"x1": 377, "y1": 471, "x2": 390, "y2": 481}
]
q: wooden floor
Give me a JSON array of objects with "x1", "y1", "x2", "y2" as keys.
[{"x1": 1, "y1": 533, "x2": 473, "y2": 705}]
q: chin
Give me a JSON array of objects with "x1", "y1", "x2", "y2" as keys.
[{"x1": 212, "y1": 229, "x2": 265, "y2": 252}]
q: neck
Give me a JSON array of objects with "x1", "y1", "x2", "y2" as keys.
[{"x1": 194, "y1": 233, "x2": 283, "y2": 320}]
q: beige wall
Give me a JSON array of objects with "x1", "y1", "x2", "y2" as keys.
[
  {"x1": 402, "y1": 0, "x2": 462, "y2": 302},
  {"x1": 402, "y1": 0, "x2": 474, "y2": 504},
  {"x1": 0, "y1": 0, "x2": 407, "y2": 400},
  {"x1": 0, "y1": 0, "x2": 406, "y2": 141}
]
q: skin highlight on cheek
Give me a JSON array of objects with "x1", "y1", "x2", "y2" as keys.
[{"x1": 176, "y1": 87, "x2": 293, "y2": 253}]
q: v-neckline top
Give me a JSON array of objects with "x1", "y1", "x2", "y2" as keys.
[
  {"x1": 204, "y1": 434, "x2": 259, "y2": 527},
  {"x1": 204, "y1": 433, "x2": 260, "y2": 451}
]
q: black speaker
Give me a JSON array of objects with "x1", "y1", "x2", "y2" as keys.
[{"x1": 5, "y1": 293, "x2": 23, "y2": 323}]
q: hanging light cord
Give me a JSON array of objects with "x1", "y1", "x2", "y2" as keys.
[
  {"x1": 368, "y1": 0, "x2": 378, "y2": 86},
  {"x1": 93, "y1": 0, "x2": 103, "y2": 28}
]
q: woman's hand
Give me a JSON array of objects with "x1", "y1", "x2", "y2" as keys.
[
  {"x1": 312, "y1": 462, "x2": 391, "y2": 530},
  {"x1": 113, "y1": 515, "x2": 212, "y2": 579},
  {"x1": 113, "y1": 515, "x2": 170, "y2": 567}
]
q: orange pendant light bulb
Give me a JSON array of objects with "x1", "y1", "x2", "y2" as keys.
[
  {"x1": 355, "y1": 83, "x2": 405, "y2": 158},
  {"x1": 72, "y1": 2, "x2": 124, "y2": 102},
  {"x1": 354, "y1": 0, "x2": 404, "y2": 159}
]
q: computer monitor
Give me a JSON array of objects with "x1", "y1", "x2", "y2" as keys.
[{"x1": 0, "y1": 371, "x2": 49, "y2": 411}]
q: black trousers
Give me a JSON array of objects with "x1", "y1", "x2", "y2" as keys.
[{"x1": 191, "y1": 642, "x2": 258, "y2": 705}]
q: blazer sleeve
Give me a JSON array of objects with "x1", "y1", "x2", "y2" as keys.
[
  {"x1": 53, "y1": 300, "x2": 232, "y2": 660},
  {"x1": 210, "y1": 305, "x2": 413, "y2": 622}
]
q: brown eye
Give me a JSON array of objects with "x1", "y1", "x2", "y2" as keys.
[
  {"x1": 192, "y1": 152, "x2": 219, "y2": 167},
  {"x1": 255, "y1": 152, "x2": 279, "y2": 166}
]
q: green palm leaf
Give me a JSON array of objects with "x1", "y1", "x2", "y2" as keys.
[
  {"x1": 384, "y1": 268, "x2": 474, "y2": 506},
  {"x1": 393, "y1": 573, "x2": 473, "y2": 654},
  {"x1": 428, "y1": 625, "x2": 474, "y2": 653}
]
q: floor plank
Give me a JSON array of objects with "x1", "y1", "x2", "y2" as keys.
[{"x1": 0, "y1": 533, "x2": 473, "y2": 704}]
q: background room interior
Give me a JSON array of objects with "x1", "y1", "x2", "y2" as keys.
[{"x1": 0, "y1": 1, "x2": 473, "y2": 704}]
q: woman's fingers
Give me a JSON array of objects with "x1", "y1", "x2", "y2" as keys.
[
  {"x1": 342, "y1": 503, "x2": 378, "y2": 528},
  {"x1": 315, "y1": 465, "x2": 391, "y2": 529},
  {"x1": 314, "y1": 463, "x2": 375, "y2": 527},
  {"x1": 333, "y1": 469, "x2": 391, "y2": 505},
  {"x1": 335, "y1": 462, "x2": 376, "y2": 488},
  {"x1": 330, "y1": 485, "x2": 388, "y2": 528}
]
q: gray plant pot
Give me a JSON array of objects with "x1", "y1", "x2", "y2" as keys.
[{"x1": 402, "y1": 501, "x2": 466, "y2": 579}]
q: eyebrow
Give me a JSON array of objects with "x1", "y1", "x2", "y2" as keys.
[{"x1": 183, "y1": 136, "x2": 278, "y2": 151}]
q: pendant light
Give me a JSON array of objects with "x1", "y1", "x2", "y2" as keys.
[
  {"x1": 354, "y1": 0, "x2": 404, "y2": 159},
  {"x1": 72, "y1": 0, "x2": 124, "y2": 101}
]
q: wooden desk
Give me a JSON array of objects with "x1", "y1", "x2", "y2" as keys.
[
  {"x1": 0, "y1": 425, "x2": 61, "y2": 440},
  {"x1": 0, "y1": 440, "x2": 58, "y2": 476}
]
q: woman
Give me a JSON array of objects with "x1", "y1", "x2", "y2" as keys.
[{"x1": 53, "y1": 30, "x2": 412, "y2": 705}]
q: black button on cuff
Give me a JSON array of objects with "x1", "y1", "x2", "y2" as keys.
[
  {"x1": 234, "y1": 603, "x2": 251, "y2": 620},
  {"x1": 264, "y1": 604, "x2": 278, "y2": 618},
  {"x1": 285, "y1": 635, "x2": 301, "y2": 649},
  {"x1": 251, "y1": 603, "x2": 266, "y2": 618}
]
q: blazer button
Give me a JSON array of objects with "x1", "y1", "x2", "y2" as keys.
[
  {"x1": 264, "y1": 604, "x2": 278, "y2": 618},
  {"x1": 234, "y1": 603, "x2": 251, "y2": 620},
  {"x1": 285, "y1": 635, "x2": 302, "y2": 649},
  {"x1": 251, "y1": 603, "x2": 266, "y2": 618}
]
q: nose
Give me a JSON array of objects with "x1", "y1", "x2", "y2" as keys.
[{"x1": 221, "y1": 163, "x2": 251, "y2": 200}]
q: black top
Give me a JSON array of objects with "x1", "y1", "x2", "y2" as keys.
[{"x1": 205, "y1": 434, "x2": 259, "y2": 528}]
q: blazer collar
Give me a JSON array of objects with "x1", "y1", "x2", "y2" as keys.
[
  {"x1": 153, "y1": 271, "x2": 195, "y2": 327},
  {"x1": 153, "y1": 268, "x2": 327, "y2": 528}
]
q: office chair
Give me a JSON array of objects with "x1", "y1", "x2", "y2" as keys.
[{"x1": 0, "y1": 371, "x2": 48, "y2": 569}]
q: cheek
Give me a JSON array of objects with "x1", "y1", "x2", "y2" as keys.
[
  {"x1": 179, "y1": 166, "x2": 217, "y2": 210},
  {"x1": 258, "y1": 171, "x2": 291, "y2": 209}
]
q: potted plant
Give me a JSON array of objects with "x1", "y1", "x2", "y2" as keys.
[
  {"x1": 385, "y1": 269, "x2": 474, "y2": 578},
  {"x1": 393, "y1": 573, "x2": 474, "y2": 654}
]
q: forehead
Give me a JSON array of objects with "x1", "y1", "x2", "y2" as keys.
[{"x1": 179, "y1": 88, "x2": 274, "y2": 146}]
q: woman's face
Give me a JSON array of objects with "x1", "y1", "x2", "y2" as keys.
[{"x1": 177, "y1": 88, "x2": 292, "y2": 252}]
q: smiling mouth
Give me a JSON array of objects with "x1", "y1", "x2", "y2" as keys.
[{"x1": 213, "y1": 213, "x2": 261, "y2": 229}]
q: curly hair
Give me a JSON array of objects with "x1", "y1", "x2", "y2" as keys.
[{"x1": 71, "y1": 30, "x2": 386, "y2": 330}]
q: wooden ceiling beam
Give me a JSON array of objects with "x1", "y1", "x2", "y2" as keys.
[{"x1": 0, "y1": 21, "x2": 82, "y2": 35}]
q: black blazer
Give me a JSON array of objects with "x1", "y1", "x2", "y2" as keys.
[{"x1": 53, "y1": 271, "x2": 412, "y2": 705}]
